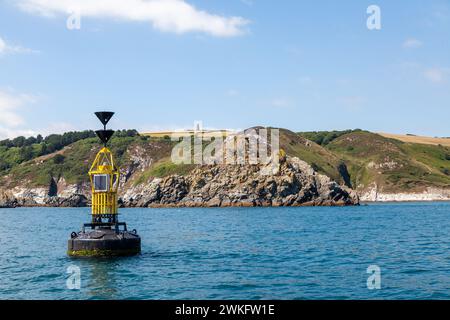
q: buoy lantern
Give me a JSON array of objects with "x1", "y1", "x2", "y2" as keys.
[{"x1": 67, "y1": 111, "x2": 141, "y2": 257}]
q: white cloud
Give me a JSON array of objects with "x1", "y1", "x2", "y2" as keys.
[
  {"x1": 0, "y1": 90, "x2": 38, "y2": 139},
  {"x1": 0, "y1": 38, "x2": 6, "y2": 53},
  {"x1": 0, "y1": 36, "x2": 38, "y2": 55},
  {"x1": 402, "y1": 38, "x2": 423, "y2": 49},
  {"x1": 0, "y1": 127, "x2": 37, "y2": 140},
  {"x1": 424, "y1": 68, "x2": 450, "y2": 83},
  {"x1": 17, "y1": 0, "x2": 250, "y2": 37},
  {"x1": 398, "y1": 62, "x2": 450, "y2": 85}
]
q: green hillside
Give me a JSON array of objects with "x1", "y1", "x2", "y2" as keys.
[
  {"x1": 1, "y1": 129, "x2": 450, "y2": 194},
  {"x1": 298, "y1": 129, "x2": 364, "y2": 146},
  {"x1": 322, "y1": 131, "x2": 450, "y2": 192},
  {"x1": 279, "y1": 129, "x2": 349, "y2": 185},
  {"x1": 0, "y1": 132, "x2": 176, "y2": 188}
]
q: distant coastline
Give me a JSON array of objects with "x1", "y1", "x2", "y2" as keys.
[
  {"x1": 2, "y1": 128, "x2": 450, "y2": 209},
  {"x1": 359, "y1": 186, "x2": 450, "y2": 202}
]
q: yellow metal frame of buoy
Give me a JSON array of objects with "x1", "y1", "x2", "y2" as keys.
[{"x1": 89, "y1": 147, "x2": 120, "y2": 215}]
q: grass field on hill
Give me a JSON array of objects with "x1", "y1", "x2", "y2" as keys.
[{"x1": 379, "y1": 133, "x2": 450, "y2": 147}]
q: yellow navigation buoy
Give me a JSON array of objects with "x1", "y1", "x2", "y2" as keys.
[{"x1": 67, "y1": 111, "x2": 141, "y2": 257}]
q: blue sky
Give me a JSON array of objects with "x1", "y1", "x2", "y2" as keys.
[{"x1": 0, "y1": 0, "x2": 449, "y2": 139}]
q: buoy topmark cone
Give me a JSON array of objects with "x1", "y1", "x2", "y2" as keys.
[{"x1": 68, "y1": 111, "x2": 141, "y2": 257}]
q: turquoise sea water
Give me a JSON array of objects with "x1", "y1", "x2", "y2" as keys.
[{"x1": 1, "y1": 203, "x2": 450, "y2": 300}]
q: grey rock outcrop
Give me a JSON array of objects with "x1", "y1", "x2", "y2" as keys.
[
  {"x1": 0, "y1": 190, "x2": 87, "y2": 208},
  {"x1": 121, "y1": 157, "x2": 359, "y2": 207},
  {"x1": 0, "y1": 191, "x2": 18, "y2": 208}
]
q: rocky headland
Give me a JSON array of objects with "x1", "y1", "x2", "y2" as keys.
[
  {"x1": 0, "y1": 156, "x2": 359, "y2": 208},
  {"x1": 2, "y1": 128, "x2": 450, "y2": 208}
]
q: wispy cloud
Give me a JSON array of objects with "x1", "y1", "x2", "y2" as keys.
[
  {"x1": 0, "y1": 36, "x2": 38, "y2": 55},
  {"x1": 402, "y1": 38, "x2": 423, "y2": 49},
  {"x1": 0, "y1": 127, "x2": 38, "y2": 140},
  {"x1": 424, "y1": 67, "x2": 450, "y2": 84},
  {"x1": 423, "y1": 4, "x2": 450, "y2": 27},
  {"x1": 0, "y1": 89, "x2": 38, "y2": 139},
  {"x1": 0, "y1": 38, "x2": 5, "y2": 53},
  {"x1": 16, "y1": 0, "x2": 250, "y2": 37},
  {"x1": 432, "y1": 4, "x2": 450, "y2": 22},
  {"x1": 396, "y1": 61, "x2": 450, "y2": 85}
]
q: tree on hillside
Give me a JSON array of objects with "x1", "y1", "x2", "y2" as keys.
[
  {"x1": 12, "y1": 136, "x2": 26, "y2": 148},
  {"x1": 19, "y1": 146, "x2": 34, "y2": 162}
]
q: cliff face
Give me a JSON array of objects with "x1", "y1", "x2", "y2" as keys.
[
  {"x1": 0, "y1": 182, "x2": 88, "y2": 208},
  {"x1": 0, "y1": 157, "x2": 359, "y2": 208},
  {"x1": 122, "y1": 157, "x2": 358, "y2": 207}
]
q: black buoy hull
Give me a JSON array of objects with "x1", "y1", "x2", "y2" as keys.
[{"x1": 68, "y1": 229, "x2": 141, "y2": 257}]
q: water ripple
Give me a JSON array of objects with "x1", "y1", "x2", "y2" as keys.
[{"x1": 1, "y1": 203, "x2": 450, "y2": 299}]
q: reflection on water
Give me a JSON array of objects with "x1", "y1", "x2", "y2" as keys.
[{"x1": 83, "y1": 259, "x2": 119, "y2": 299}]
